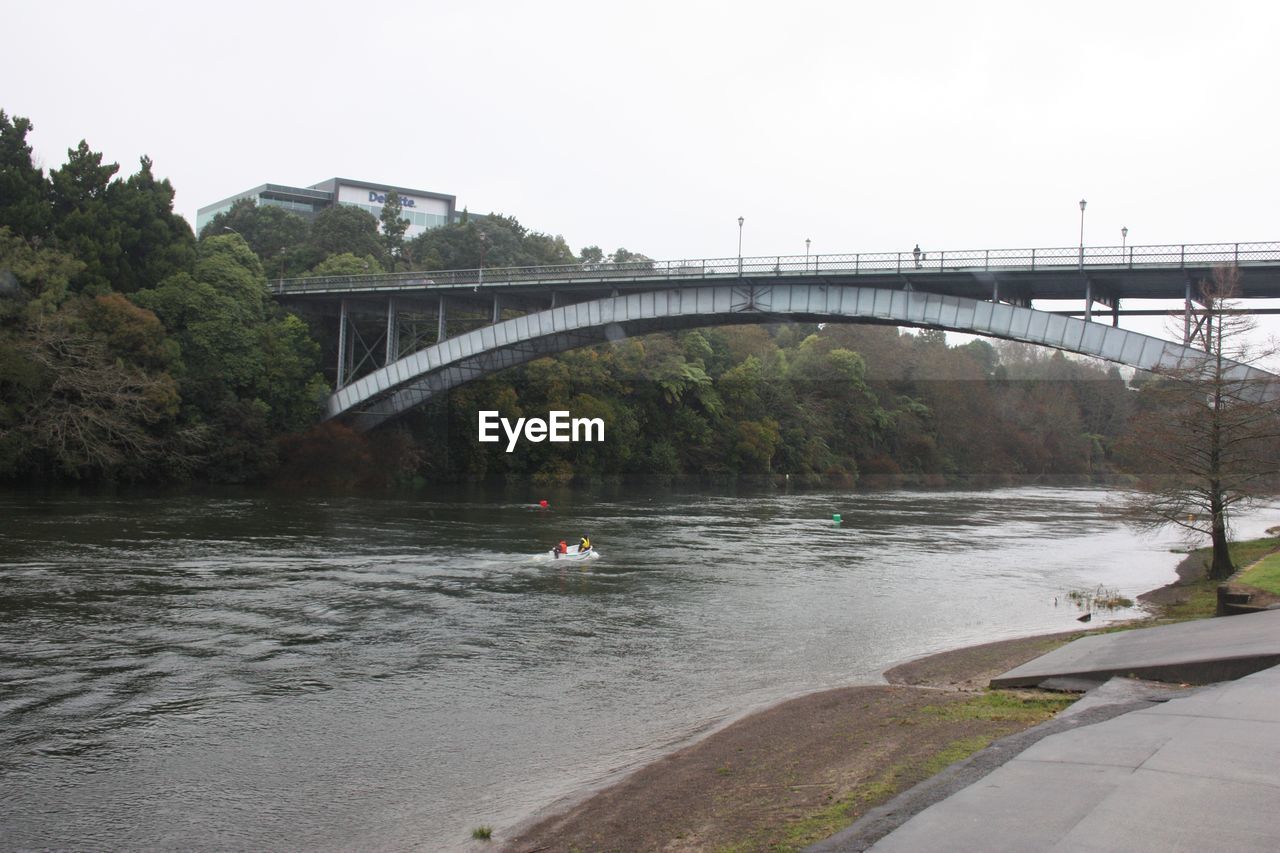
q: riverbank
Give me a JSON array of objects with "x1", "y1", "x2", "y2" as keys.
[
  {"x1": 498, "y1": 633, "x2": 1082, "y2": 852},
  {"x1": 497, "y1": 538, "x2": 1278, "y2": 853}
]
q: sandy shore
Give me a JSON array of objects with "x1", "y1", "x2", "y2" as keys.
[{"x1": 497, "y1": 558, "x2": 1207, "y2": 853}]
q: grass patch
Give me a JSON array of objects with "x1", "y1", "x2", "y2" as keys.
[
  {"x1": 1229, "y1": 536, "x2": 1280, "y2": 569},
  {"x1": 471, "y1": 825, "x2": 492, "y2": 840},
  {"x1": 771, "y1": 734, "x2": 996, "y2": 852},
  {"x1": 920, "y1": 690, "x2": 1076, "y2": 724},
  {"x1": 920, "y1": 734, "x2": 993, "y2": 775},
  {"x1": 1147, "y1": 536, "x2": 1280, "y2": 625},
  {"x1": 1239, "y1": 551, "x2": 1280, "y2": 595},
  {"x1": 1150, "y1": 576, "x2": 1220, "y2": 623}
]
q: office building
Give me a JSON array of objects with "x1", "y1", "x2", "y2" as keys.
[{"x1": 196, "y1": 177, "x2": 456, "y2": 238}]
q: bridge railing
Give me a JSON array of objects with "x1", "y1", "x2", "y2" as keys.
[{"x1": 273, "y1": 240, "x2": 1280, "y2": 295}]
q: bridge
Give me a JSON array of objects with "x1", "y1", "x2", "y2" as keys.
[{"x1": 270, "y1": 241, "x2": 1280, "y2": 430}]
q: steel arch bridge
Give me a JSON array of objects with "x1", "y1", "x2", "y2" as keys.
[{"x1": 324, "y1": 283, "x2": 1277, "y2": 431}]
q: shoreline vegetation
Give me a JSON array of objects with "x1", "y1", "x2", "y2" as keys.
[
  {"x1": 3, "y1": 110, "x2": 1160, "y2": 492},
  {"x1": 497, "y1": 533, "x2": 1280, "y2": 853}
]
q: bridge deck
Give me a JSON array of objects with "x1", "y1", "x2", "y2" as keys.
[{"x1": 273, "y1": 240, "x2": 1280, "y2": 306}]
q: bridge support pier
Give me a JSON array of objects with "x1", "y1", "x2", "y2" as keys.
[
  {"x1": 336, "y1": 298, "x2": 350, "y2": 387},
  {"x1": 438, "y1": 296, "x2": 447, "y2": 342},
  {"x1": 1185, "y1": 277, "x2": 1195, "y2": 346},
  {"x1": 385, "y1": 296, "x2": 399, "y2": 363},
  {"x1": 492, "y1": 295, "x2": 502, "y2": 324}
]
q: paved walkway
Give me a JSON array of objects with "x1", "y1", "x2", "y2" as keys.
[{"x1": 812, "y1": 611, "x2": 1280, "y2": 852}]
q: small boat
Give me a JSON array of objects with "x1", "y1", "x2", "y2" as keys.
[{"x1": 543, "y1": 544, "x2": 599, "y2": 561}]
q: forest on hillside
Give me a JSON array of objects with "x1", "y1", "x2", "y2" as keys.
[{"x1": 1, "y1": 110, "x2": 1147, "y2": 488}]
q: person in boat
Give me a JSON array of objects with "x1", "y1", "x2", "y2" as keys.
[
  {"x1": 579, "y1": 535, "x2": 591, "y2": 553},
  {"x1": 558, "y1": 540, "x2": 568, "y2": 554}
]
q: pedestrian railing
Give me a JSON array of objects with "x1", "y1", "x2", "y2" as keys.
[{"x1": 273, "y1": 240, "x2": 1280, "y2": 296}]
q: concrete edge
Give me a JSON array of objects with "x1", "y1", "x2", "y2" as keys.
[{"x1": 989, "y1": 653, "x2": 1280, "y2": 688}]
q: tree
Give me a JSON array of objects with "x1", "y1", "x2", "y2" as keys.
[
  {"x1": 304, "y1": 252, "x2": 384, "y2": 278},
  {"x1": 408, "y1": 214, "x2": 577, "y2": 271},
  {"x1": 49, "y1": 140, "x2": 120, "y2": 294},
  {"x1": 1120, "y1": 266, "x2": 1280, "y2": 579},
  {"x1": 0, "y1": 297, "x2": 185, "y2": 480},
  {"x1": 106, "y1": 156, "x2": 196, "y2": 292},
  {"x1": 203, "y1": 197, "x2": 316, "y2": 276},
  {"x1": 135, "y1": 235, "x2": 325, "y2": 481},
  {"x1": 579, "y1": 245, "x2": 605, "y2": 267},
  {"x1": 310, "y1": 204, "x2": 384, "y2": 263},
  {"x1": 0, "y1": 111, "x2": 51, "y2": 239},
  {"x1": 379, "y1": 191, "x2": 408, "y2": 264}
]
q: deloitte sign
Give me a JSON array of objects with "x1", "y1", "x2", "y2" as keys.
[{"x1": 368, "y1": 190, "x2": 416, "y2": 208}]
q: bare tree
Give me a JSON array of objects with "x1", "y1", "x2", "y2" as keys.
[
  {"x1": 1121, "y1": 265, "x2": 1280, "y2": 580},
  {"x1": 7, "y1": 312, "x2": 201, "y2": 479}
]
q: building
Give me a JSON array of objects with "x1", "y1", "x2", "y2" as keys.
[{"x1": 196, "y1": 177, "x2": 457, "y2": 239}]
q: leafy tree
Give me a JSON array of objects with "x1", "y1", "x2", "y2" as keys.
[
  {"x1": 135, "y1": 235, "x2": 325, "y2": 480},
  {"x1": 1120, "y1": 266, "x2": 1280, "y2": 579},
  {"x1": 408, "y1": 213, "x2": 576, "y2": 271},
  {"x1": 258, "y1": 313, "x2": 328, "y2": 432},
  {"x1": 305, "y1": 252, "x2": 384, "y2": 277},
  {"x1": 107, "y1": 156, "x2": 196, "y2": 292},
  {"x1": 203, "y1": 197, "x2": 316, "y2": 276},
  {"x1": 0, "y1": 226, "x2": 83, "y2": 318},
  {"x1": 0, "y1": 111, "x2": 51, "y2": 239},
  {"x1": 311, "y1": 204, "x2": 384, "y2": 263},
  {"x1": 379, "y1": 191, "x2": 408, "y2": 263},
  {"x1": 49, "y1": 140, "x2": 120, "y2": 294},
  {"x1": 608, "y1": 247, "x2": 654, "y2": 270}
]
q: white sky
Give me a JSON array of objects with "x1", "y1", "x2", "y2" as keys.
[{"x1": 4, "y1": 0, "x2": 1278, "y2": 350}]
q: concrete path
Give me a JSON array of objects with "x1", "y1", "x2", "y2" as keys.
[
  {"x1": 991, "y1": 609, "x2": 1280, "y2": 687},
  {"x1": 814, "y1": 612, "x2": 1280, "y2": 851},
  {"x1": 866, "y1": 661, "x2": 1280, "y2": 852}
]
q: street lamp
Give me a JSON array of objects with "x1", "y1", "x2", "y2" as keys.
[
  {"x1": 1121, "y1": 226, "x2": 1128, "y2": 263},
  {"x1": 737, "y1": 216, "x2": 745, "y2": 275},
  {"x1": 805, "y1": 237, "x2": 811, "y2": 271},
  {"x1": 474, "y1": 230, "x2": 488, "y2": 291},
  {"x1": 1078, "y1": 199, "x2": 1087, "y2": 271}
]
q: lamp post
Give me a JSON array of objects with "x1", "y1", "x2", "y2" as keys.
[
  {"x1": 805, "y1": 237, "x2": 811, "y2": 272},
  {"x1": 474, "y1": 230, "x2": 488, "y2": 291},
  {"x1": 737, "y1": 216, "x2": 744, "y2": 275},
  {"x1": 1078, "y1": 199, "x2": 1087, "y2": 272},
  {"x1": 1121, "y1": 225, "x2": 1128, "y2": 264}
]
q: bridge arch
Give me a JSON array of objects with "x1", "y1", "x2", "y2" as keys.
[{"x1": 328, "y1": 283, "x2": 1273, "y2": 430}]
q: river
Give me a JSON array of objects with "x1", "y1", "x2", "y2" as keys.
[{"x1": 1, "y1": 485, "x2": 1276, "y2": 850}]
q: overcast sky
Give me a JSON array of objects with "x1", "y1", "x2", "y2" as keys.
[
  {"x1": 7, "y1": 0, "x2": 1276, "y2": 255},
  {"x1": 5, "y1": 0, "x2": 1278, "y2": 348}
]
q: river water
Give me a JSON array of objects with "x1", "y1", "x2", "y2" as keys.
[{"x1": 1, "y1": 486, "x2": 1276, "y2": 850}]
